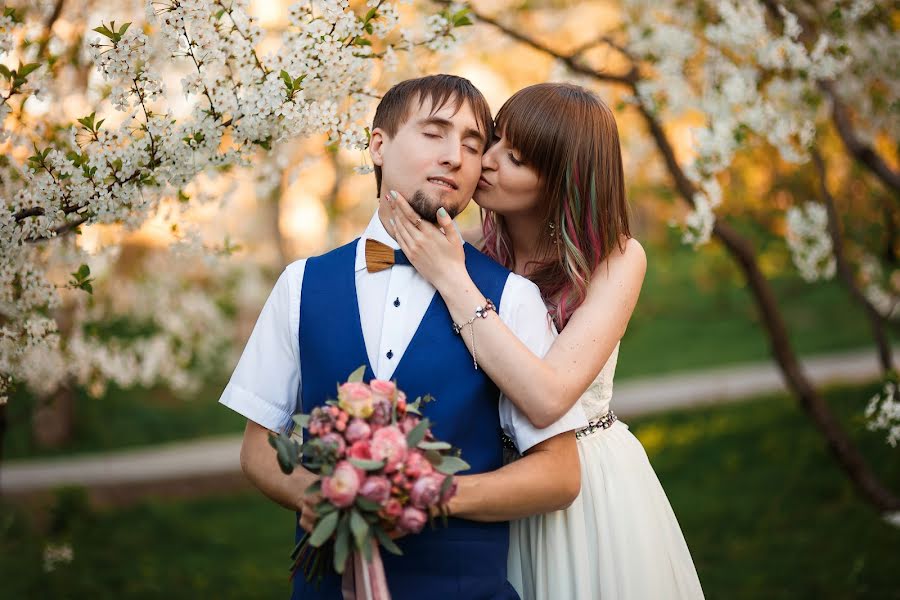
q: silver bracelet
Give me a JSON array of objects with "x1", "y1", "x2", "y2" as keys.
[{"x1": 452, "y1": 299, "x2": 496, "y2": 370}]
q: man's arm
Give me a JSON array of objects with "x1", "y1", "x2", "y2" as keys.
[
  {"x1": 446, "y1": 430, "x2": 580, "y2": 522},
  {"x1": 240, "y1": 420, "x2": 322, "y2": 527}
]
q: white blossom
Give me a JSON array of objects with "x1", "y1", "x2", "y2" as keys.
[{"x1": 785, "y1": 202, "x2": 836, "y2": 282}]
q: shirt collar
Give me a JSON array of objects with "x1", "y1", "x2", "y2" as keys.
[{"x1": 355, "y1": 211, "x2": 401, "y2": 272}]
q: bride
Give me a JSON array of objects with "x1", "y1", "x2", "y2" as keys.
[{"x1": 386, "y1": 82, "x2": 704, "y2": 599}]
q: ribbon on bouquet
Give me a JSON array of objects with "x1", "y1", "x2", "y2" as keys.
[{"x1": 340, "y1": 540, "x2": 392, "y2": 600}]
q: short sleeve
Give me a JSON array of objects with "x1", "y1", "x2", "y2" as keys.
[
  {"x1": 218, "y1": 260, "x2": 305, "y2": 434},
  {"x1": 497, "y1": 274, "x2": 588, "y2": 453}
]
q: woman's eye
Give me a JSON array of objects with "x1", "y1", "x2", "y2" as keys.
[{"x1": 508, "y1": 152, "x2": 524, "y2": 166}]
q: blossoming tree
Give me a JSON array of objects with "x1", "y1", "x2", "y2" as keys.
[
  {"x1": 456, "y1": 0, "x2": 898, "y2": 511},
  {"x1": 0, "y1": 0, "x2": 471, "y2": 449}
]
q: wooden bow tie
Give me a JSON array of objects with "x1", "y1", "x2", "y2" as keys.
[{"x1": 365, "y1": 238, "x2": 411, "y2": 273}]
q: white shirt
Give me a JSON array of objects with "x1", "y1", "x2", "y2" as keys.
[{"x1": 219, "y1": 212, "x2": 587, "y2": 453}]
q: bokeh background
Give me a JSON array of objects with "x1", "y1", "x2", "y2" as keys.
[{"x1": 2, "y1": 0, "x2": 898, "y2": 598}]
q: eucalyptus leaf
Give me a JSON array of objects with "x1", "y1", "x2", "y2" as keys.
[
  {"x1": 405, "y1": 418, "x2": 430, "y2": 447},
  {"x1": 355, "y1": 496, "x2": 381, "y2": 512},
  {"x1": 348, "y1": 457, "x2": 386, "y2": 471},
  {"x1": 309, "y1": 510, "x2": 339, "y2": 548},
  {"x1": 347, "y1": 365, "x2": 366, "y2": 383},
  {"x1": 333, "y1": 516, "x2": 351, "y2": 573},
  {"x1": 417, "y1": 441, "x2": 451, "y2": 451},
  {"x1": 435, "y1": 456, "x2": 470, "y2": 476},
  {"x1": 373, "y1": 527, "x2": 403, "y2": 556},
  {"x1": 350, "y1": 509, "x2": 368, "y2": 551}
]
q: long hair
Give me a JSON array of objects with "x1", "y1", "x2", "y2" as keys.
[{"x1": 482, "y1": 83, "x2": 630, "y2": 330}]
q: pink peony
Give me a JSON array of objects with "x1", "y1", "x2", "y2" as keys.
[
  {"x1": 370, "y1": 379, "x2": 397, "y2": 402},
  {"x1": 381, "y1": 498, "x2": 403, "y2": 520},
  {"x1": 404, "y1": 451, "x2": 433, "y2": 479},
  {"x1": 345, "y1": 418, "x2": 372, "y2": 443},
  {"x1": 370, "y1": 426, "x2": 408, "y2": 473},
  {"x1": 322, "y1": 461, "x2": 361, "y2": 508},
  {"x1": 320, "y1": 432, "x2": 346, "y2": 458},
  {"x1": 338, "y1": 382, "x2": 374, "y2": 419},
  {"x1": 398, "y1": 414, "x2": 419, "y2": 435},
  {"x1": 358, "y1": 475, "x2": 392, "y2": 505},
  {"x1": 347, "y1": 440, "x2": 373, "y2": 461},
  {"x1": 410, "y1": 473, "x2": 443, "y2": 509},
  {"x1": 398, "y1": 506, "x2": 428, "y2": 534}
]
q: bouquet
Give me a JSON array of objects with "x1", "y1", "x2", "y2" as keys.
[{"x1": 268, "y1": 366, "x2": 469, "y2": 599}]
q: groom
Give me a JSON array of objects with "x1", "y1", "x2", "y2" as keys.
[{"x1": 220, "y1": 75, "x2": 587, "y2": 599}]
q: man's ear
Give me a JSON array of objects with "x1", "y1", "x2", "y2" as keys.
[{"x1": 369, "y1": 127, "x2": 386, "y2": 167}]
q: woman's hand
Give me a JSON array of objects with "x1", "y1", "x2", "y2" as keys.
[{"x1": 386, "y1": 189, "x2": 470, "y2": 291}]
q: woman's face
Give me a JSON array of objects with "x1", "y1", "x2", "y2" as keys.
[{"x1": 474, "y1": 131, "x2": 542, "y2": 217}]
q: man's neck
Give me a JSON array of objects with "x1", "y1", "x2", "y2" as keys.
[{"x1": 375, "y1": 198, "x2": 399, "y2": 243}]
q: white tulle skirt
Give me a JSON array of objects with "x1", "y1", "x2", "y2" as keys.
[{"x1": 508, "y1": 419, "x2": 704, "y2": 599}]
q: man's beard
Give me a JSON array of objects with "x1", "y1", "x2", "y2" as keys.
[{"x1": 408, "y1": 189, "x2": 459, "y2": 224}]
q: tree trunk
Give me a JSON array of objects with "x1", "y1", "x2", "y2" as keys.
[
  {"x1": 713, "y1": 220, "x2": 900, "y2": 511},
  {"x1": 31, "y1": 384, "x2": 76, "y2": 449}
]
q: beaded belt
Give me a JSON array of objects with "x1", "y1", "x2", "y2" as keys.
[{"x1": 575, "y1": 410, "x2": 618, "y2": 440}]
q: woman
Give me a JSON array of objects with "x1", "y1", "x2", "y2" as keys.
[{"x1": 386, "y1": 83, "x2": 704, "y2": 599}]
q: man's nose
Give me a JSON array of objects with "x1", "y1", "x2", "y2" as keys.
[{"x1": 439, "y1": 140, "x2": 462, "y2": 169}]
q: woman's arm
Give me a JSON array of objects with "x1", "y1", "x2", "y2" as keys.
[{"x1": 387, "y1": 191, "x2": 646, "y2": 428}]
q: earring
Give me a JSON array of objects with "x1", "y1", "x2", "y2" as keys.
[{"x1": 548, "y1": 220, "x2": 559, "y2": 243}]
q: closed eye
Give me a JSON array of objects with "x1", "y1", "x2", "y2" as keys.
[{"x1": 508, "y1": 152, "x2": 524, "y2": 166}]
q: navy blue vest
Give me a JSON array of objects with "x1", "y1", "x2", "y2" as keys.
[{"x1": 292, "y1": 239, "x2": 519, "y2": 600}]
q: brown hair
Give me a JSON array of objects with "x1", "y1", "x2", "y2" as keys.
[
  {"x1": 372, "y1": 74, "x2": 493, "y2": 197},
  {"x1": 482, "y1": 83, "x2": 630, "y2": 329}
]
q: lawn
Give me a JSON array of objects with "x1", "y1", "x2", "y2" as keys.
[
  {"x1": 3, "y1": 237, "x2": 883, "y2": 460},
  {"x1": 2, "y1": 382, "x2": 899, "y2": 598}
]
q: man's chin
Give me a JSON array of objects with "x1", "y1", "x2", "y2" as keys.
[{"x1": 410, "y1": 189, "x2": 458, "y2": 224}]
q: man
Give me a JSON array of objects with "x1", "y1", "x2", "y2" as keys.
[{"x1": 220, "y1": 75, "x2": 587, "y2": 599}]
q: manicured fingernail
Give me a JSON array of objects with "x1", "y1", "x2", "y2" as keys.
[
  {"x1": 389, "y1": 190, "x2": 398, "y2": 201},
  {"x1": 389, "y1": 217, "x2": 395, "y2": 227},
  {"x1": 437, "y1": 207, "x2": 448, "y2": 218}
]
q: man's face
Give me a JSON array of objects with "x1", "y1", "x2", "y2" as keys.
[{"x1": 370, "y1": 96, "x2": 486, "y2": 223}]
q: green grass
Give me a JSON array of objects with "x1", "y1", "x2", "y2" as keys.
[
  {"x1": 2, "y1": 382, "x2": 899, "y2": 598},
  {"x1": 3, "y1": 236, "x2": 882, "y2": 460}
]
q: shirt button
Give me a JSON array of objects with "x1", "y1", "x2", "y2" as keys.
[
  {"x1": 393, "y1": 297, "x2": 400, "y2": 307},
  {"x1": 386, "y1": 350, "x2": 394, "y2": 359}
]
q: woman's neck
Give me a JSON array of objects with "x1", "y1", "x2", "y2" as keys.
[{"x1": 505, "y1": 212, "x2": 548, "y2": 277}]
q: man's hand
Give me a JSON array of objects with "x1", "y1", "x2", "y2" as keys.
[{"x1": 298, "y1": 489, "x2": 321, "y2": 533}]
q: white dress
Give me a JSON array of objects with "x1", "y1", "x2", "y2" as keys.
[{"x1": 507, "y1": 343, "x2": 705, "y2": 599}]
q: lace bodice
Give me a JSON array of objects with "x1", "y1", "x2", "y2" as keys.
[{"x1": 578, "y1": 342, "x2": 620, "y2": 420}]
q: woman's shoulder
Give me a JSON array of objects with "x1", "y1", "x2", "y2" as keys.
[{"x1": 588, "y1": 237, "x2": 646, "y2": 289}]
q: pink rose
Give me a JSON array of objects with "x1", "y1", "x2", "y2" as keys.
[
  {"x1": 404, "y1": 451, "x2": 433, "y2": 479},
  {"x1": 347, "y1": 440, "x2": 373, "y2": 461},
  {"x1": 370, "y1": 379, "x2": 397, "y2": 402},
  {"x1": 410, "y1": 473, "x2": 443, "y2": 509},
  {"x1": 381, "y1": 498, "x2": 403, "y2": 520},
  {"x1": 322, "y1": 461, "x2": 361, "y2": 508},
  {"x1": 359, "y1": 475, "x2": 391, "y2": 505},
  {"x1": 319, "y1": 432, "x2": 346, "y2": 458},
  {"x1": 345, "y1": 418, "x2": 372, "y2": 443},
  {"x1": 338, "y1": 382, "x2": 374, "y2": 419},
  {"x1": 398, "y1": 506, "x2": 428, "y2": 534},
  {"x1": 370, "y1": 426, "x2": 408, "y2": 473}
]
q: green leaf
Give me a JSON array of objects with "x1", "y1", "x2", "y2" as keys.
[
  {"x1": 118, "y1": 22, "x2": 131, "y2": 36},
  {"x1": 361, "y1": 530, "x2": 374, "y2": 562},
  {"x1": 373, "y1": 527, "x2": 402, "y2": 556},
  {"x1": 347, "y1": 365, "x2": 367, "y2": 383},
  {"x1": 309, "y1": 510, "x2": 339, "y2": 547},
  {"x1": 92, "y1": 25, "x2": 115, "y2": 41},
  {"x1": 19, "y1": 62, "x2": 40, "y2": 78},
  {"x1": 417, "y1": 441, "x2": 451, "y2": 451},
  {"x1": 305, "y1": 480, "x2": 322, "y2": 495},
  {"x1": 0, "y1": 64, "x2": 10, "y2": 79},
  {"x1": 333, "y1": 516, "x2": 351, "y2": 573},
  {"x1": 293, "y1": 413, "x2": 310, "y2": 429},
  {"x1": 77, "y1": 264, "x2": 90, "y2": 279},
  {"x1": 348, "y1": 457, "x2": 386, "y2": 471},
  {"x1": 439, "y1": 473, "x2": 454, "y2": 499},
  {"x1": 424, "y1": 449, "x2": 443, "y2": 466},
  {"x1": 405, "y1": 418, "x2": 430, "y2": 447},
  {"x1": 435, "y1": 455, "x2": 470, "y2": 476},
  {"x1": 280, "y1": 69, "x2": 293, "y2": 90},
  {"x1": 364, "y1": 7, "x2": 378, "y2": 22},
  {"x1": 355, "y1": 496, "x2": 381, "y2": 512},
  {"x1": 350, "y1": 509, "x2": 368, "y2": 551}
]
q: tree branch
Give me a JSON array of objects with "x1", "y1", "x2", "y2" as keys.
[{"x1": 811, "y1": 148, "x2": 895, "y2": 372}]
